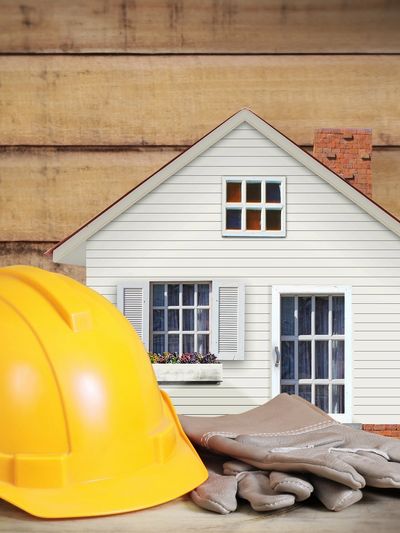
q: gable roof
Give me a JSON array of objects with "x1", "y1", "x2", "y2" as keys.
[{"x1": 47, "y1": 109, "x2": 400, "y2": 266}]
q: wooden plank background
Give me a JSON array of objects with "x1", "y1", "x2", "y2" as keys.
[{"x1": 0, "y1": 0, "x2": 399, "y2": 280}]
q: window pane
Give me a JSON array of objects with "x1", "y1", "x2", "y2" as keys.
[
  {"x1": 266, "y1": 182, "x2": 281, "y2": 203},
  {"x1": 281, "y1": 296, "x2": 295, "y2": 335},
  {"x1": 315, "y1": 385, "x2": 329, "y2": 413},
  {"x1": 246, "y1": 182, "x2": 261, "y2": 203},
  {"x1": 332, "y1": 340, "x2": 345, "y2": 379},
  {"x1": 299, "y1": 384, "x2": 311, "y2": 403},
  {"x1": 168, "y1": 334, "x2": 179, "y2": 353},
  {"x1": 315, "y1": 296, "x2": 329, "y2": 335},
  {"x1": 332, "y1": 384, "x2": 345, "y2": 414},
  {"x1": 167, "y1": 284, "x2": 179, "y2": 306},
  {"x1": 182, "y1": 284, "x2": 194, "y2": 306},
  {"x1": 183, "y1": 334, "x2": 194, "y2": 353},
  {"x1": 246, "y1": 209, "x2": 261, "y2": 230},
  {"x1": 198, "y1": 284, "x2": 209, "y2": 306},
  {"x1": 197, "y1": 334, "x2": 209, "y2": 354},
  {"x1": 226, "y1": 182, "x2": 241, "y2": 202},
  {"x1": 265, "y1": 209, "x2": 281, "y2": 230},
  {"x1": 298, "y1": 341, "x2": 311, "y2": 379},
  {"x1": 298, "y1": 296, "x2": 312, "y2": 335},
  {"x1": 281, "y1": 384, "x2": 295, "y2": 395},
  {"x1": 152, "y1": 284, "x2": 165, "y2": 306},
  {"x1": 332, "y1": 296, "x2": 345, "y2": 334},
  {"x1": 152, "y1": 309, "x2": 164, "y2": 332},
  {"x1": 153, "y1": 334, "x2": 165, "y2": 354},
  {"x1": 183, "y1": 309, "x2": 194, "y2": 331},
  {"x1": 168, "y1": 309, "x2": 179, "y2": 331},
  {"x1": 197, "y1": 309, "x2": 209, "y2": 331},
  {"x1": 281, "y1": 341, "x2": 295, "y2": 379},
  {"x1": 315, "y1": 340, "x2": 329, "y2": 379},
  {"x1": 226, "y1": 209, "x2": 242, "y2": 230}
]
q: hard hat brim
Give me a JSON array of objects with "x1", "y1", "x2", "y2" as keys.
[{"x1": 0, "y1": 391, "x2": 208, "y2": 518}]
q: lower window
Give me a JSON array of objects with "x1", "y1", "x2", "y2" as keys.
[
  {"x1": 150, "y1": 282, "x2": 211, "y2": 354},
  {"x1": 273, "y1": 289, "x2": 350, "y2": 419}
]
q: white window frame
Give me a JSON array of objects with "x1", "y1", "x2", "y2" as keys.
[
  {"x1": 271, "y1": 285, "x2": 352, "y2": 423},
  {"x1": 150, "y1": 282, "x2": 211, "y2": 355},
  {"x1": 222, "y1": 176, "x2": 286, "y2": 237}
]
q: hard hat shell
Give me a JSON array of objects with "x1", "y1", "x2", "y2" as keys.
[{"x1": 0, "y1": 265, "x2": 207, "y2": 518}]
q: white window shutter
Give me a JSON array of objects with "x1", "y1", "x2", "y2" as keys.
[
  {"x1": 212, "y1": 280, "x2": 245, "y2": 360},
  {"x1": 117, "y1": 281, "x2": 149, "y2": 349}
]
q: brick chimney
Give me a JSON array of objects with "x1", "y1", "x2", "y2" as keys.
[{"x1": 313, "y1": 128, "x2": 372, "y2": 198}]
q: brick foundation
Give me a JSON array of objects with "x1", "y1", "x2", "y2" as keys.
[{"x1": 362, "y1": 424, "x2": 400, "y2": 439}]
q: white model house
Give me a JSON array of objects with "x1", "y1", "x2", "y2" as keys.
[{"x1": 48, "y1": 109, "x2": 400, "y2": 424}]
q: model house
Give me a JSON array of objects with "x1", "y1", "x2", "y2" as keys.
[{"x1": 47, "y1": 109, "x2": 400, "y2": 424}]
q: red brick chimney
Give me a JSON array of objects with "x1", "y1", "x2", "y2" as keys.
[{"x1": 313, "y1": 128, "x2": 372, "y2": 198}]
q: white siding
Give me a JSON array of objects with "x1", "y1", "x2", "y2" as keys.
[{"x1": 86, "y1": 122, "x2": 400, "y2": 422}]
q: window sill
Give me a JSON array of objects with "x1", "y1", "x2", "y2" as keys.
[{"x1": 152, "y1": 363, "x2": 223, "y2": 383}]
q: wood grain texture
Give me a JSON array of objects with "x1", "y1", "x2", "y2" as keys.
[
  {"x1": 0, "y1": 148, "x2": 179, "y2": 240},
  {"x1": 0, "y1": 147, "x2": 399, "y2": 242},
  {"x1": 0, "y1": 491, "x2": 400, "y2": 532},
  {"x1": 1, "y1": 0, "x2": 399, "y2": 53},
  {"x1": 0, "y1": 242, "x2": 84, "y2": 282},
  {"x1": 1, "y1": 56, "x2": 399, "y2": 146}
]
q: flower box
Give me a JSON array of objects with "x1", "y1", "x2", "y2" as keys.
[{"x1": 152, "y1": 363, "x2": 223, "y2": 383}]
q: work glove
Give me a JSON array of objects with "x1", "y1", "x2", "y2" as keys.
[
  {"x1": 190, "y1": 451, "x2": 313, "y2": 514},
  {"x1": 180, "y1": 394, "x2": 400, "y2": 496}
]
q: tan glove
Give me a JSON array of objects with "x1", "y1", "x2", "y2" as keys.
[
  {"x1": 190, "y1": 451, "x2": 313, "y2": 514},
  {"x1": 180, "y1": 394, "x2": 400, "y2": 493}
]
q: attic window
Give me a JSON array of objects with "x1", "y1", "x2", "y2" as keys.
[{"x1": 223, "y1": 177, "x2": 286, "y2": 237}]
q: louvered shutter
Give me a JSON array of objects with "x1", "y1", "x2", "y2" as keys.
[
  {"x1": 117, "y1": 281, "x2": 149, "y2": 349},
  {"x1": 211, "y1": 280, "x2": 245, "y2": 360}
]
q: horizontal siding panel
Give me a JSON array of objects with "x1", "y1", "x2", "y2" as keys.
[
  {"x1": 86, "y1": 257, "x2": 400, "y2": 269},
  {"x1": 354, "y1": 360, "x2": 400, "y2": 369},
  {"x1": 174, "y1": 405, "x2": 256, "y2": 415},
  {"x1": 105, "y1": 220, "x2": 386, "y2": 232},
  {"x1": 161, "y1": 387, "x2": 270, "y2": 398},
  {"x1": 88, "y1": 277, "x2": 400, "y2": 287},
  {"x1": 354, "y1": 340, "x2": 400, "y2": 351},
  {"x1": 90, "y1": 231, "x2": 397, "y2": 242},
  {"x1": 353, "y1": 331, "x2": 400, "y2": 341},
  {"x1": 87, "y1": 248, "x2": 400, "y2": 260},
  {"x1": 171, "y1": 397, "x2": 267, "y2": 406},
  {"x1": 87, "y1": 267, "x2": 400, "y2": 277},
  {"x1": 87, "y1": 239, "x2": 400, "y2": 251},
  {"x1": 353, "y1": 415, "x2": 400, "y2": 423},
  {"x1": 353, "y1": 406, "x2": 400, "y2": 416},
  {"x1": 354, "y1": 388, "x2": 400, "y2": 397}
]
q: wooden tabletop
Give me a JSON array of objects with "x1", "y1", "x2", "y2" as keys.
[{"x1": 0, "y1": 489, "x2": 399, "y2": 533}]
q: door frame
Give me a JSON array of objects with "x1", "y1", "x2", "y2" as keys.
[{"x1": 271, "y1": 285, "x2": 352, "y2": 423}]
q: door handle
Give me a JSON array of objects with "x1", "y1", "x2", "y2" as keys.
[{"x1": 274, "y1": 346, "x2": 281, "y2": 367}]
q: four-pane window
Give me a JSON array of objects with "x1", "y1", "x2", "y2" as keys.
[
  {"x1": 151, "y1": 283, "x2": 211, "y2": 354},
  {"x1": 223, "y1": 177, "x2": 286, "y2": 236}
]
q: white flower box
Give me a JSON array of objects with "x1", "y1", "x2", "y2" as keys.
[{"x1": 152, "y1": 363, "x2": 223, "y2": 382}]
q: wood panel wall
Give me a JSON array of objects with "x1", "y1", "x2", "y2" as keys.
[{"x1": 0, "y1": 0, "x2": 399, "y2": 281}]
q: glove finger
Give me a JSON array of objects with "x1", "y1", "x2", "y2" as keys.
[
  {"x1": 223, "y1": 459, "x2": 259, "y2": 476},
  {"x1": 269, "y1": 471, "x2": 313, "y2": 502},
  {"x1": 244, "y1": 448, "x2": 366, "y2": 490},
  {"x1": 237, "y1": 472, "x2": 295, "y2": 512},
  {"x1": 337, "y1": 450, "x2": 400, "y2": 488},
  {"x1": 310, "y1": 475, "x2": 362, "y2": 511},
  {"x1": 190, "y1": 471, "x2": 238, "y2": 515}
]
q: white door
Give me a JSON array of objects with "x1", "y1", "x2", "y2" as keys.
[{"x1": 271, "y1": 286, "x2": 352, "y2": 422}]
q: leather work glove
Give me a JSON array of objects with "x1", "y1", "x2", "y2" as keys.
[
  {"x1": 180, "y1": 394, "x2": 400, "y2": 497},
  {"x1": 190, "y1": 451, "x2": 313, "y2": 514}
]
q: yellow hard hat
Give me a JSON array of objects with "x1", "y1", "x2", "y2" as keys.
[{"x1": 0, "y1": 265, "x2": 207, "y2": 518}]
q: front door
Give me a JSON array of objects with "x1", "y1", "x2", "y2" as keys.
[{"x1": 271, "y1": 286, "x2": 351, "y2": 421}]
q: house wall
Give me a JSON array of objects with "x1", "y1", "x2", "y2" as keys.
[{"x1": 86, "y1": 123, "x2": 400, "y2": 424}]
